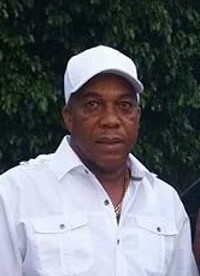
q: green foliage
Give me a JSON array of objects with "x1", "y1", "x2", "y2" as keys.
[{"x1": 0, "y1": 0, "x2": 200, "y2": 192}]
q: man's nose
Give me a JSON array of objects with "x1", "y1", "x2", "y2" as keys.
[{"x1": 99, "y1": 105, "x2": 120, "y2": 128}]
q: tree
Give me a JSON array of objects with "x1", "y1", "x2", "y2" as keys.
[{"x1": 0, "y1": 0, "x2": 200, "y2": 193}]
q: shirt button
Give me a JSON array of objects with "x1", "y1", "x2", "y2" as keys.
[
  {"x1": 59, "y1": 223, "x2": 66, "y2": 230},
  {"x1": 104, "y1": 199, "x2": 110, "y2": 206},
  {"x1": 157, "y1": 226, "x2": 161, "y2": 232},
  {"x1": 117, "y1": 239, "x2": 120, "y2": 245},
  {"x1": 84, "y1": 169, "x2": 89, "y2": 174}
]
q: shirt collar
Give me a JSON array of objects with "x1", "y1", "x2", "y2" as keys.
[
  {"x1": 50, "y1": 135, "x2": 157, "y2": 186},
  {"x1": 128, "y1": 154, "x2": 157, "y2": 187},
  {"x1": 49, "y1": 136, "x2": 86, "y2": 181}
]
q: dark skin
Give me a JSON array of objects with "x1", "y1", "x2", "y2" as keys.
[{"x1": 62, "y1": 73, "x2": 141, "y2": 206}]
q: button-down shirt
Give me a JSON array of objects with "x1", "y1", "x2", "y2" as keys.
[{"x1": 0, "y1": 136, "x2": 198, "y2": 276}]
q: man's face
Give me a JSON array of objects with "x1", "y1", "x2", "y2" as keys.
[{"x1": 63, "y1": 73, "x2": 141, "y2": 173}]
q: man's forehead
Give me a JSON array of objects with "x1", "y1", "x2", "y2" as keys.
[
  {"x1": 79, "y1": 89, "x2": 136, "y2": 99},
  {"x1": 70, "y1": 89, "x2": 137, "y2": 106}
]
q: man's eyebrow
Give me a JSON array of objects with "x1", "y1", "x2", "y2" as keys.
[
  {"x1": 118, "y1": 92, "x2": 137, "y2": 99},
  {"x1": 119, "y1": 92, "x2": 135, "y2": 97},
  {"x1": 82, "y1": 90, "x2": 135, "y2": 96},
  {"x1": 75, "y1": 90, "x2": 137, "y2": 101},
  {"x1": 79, "y1": 90, "x2": 102, "y2": 98}
]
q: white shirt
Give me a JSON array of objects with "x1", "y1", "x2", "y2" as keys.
[{"x1": 0, "y1": 136, "x2": 198, "y2": 276}]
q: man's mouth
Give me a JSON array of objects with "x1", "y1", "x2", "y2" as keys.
[{"x1": 95, "y1": 137, "x2": 124, "y2": 145}]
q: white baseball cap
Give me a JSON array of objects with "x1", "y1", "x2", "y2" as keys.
[{"x1": 64, "y1": 45, "x2": 144, "y2": 103}]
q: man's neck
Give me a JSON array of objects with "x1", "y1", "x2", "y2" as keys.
[{"x1": 91, "y1": 164, "x2": 131, "y2": 208}]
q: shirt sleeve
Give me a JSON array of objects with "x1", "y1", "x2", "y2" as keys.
[
  {"x1": 194, "y1": 208, "x2": 200, "y2": 266},
  {"x1": 0, "y1": 178, "x2": 22, "y2": 276},
  {"x1": 166, "y1": 211, "x2": 199, "y2": 276}
]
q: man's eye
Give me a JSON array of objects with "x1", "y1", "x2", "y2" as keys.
[
  {"x1": 84, "y1": 100, "x2": 100, "y2": 110},
  {"x1": 120, "y1": 101, "x2": 134, "y2": 109}
]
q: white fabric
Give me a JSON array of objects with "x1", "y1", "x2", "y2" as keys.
[
  {"x1": 64, "y1": 45, "x2": 144, "y2": 103},
  {"x1": 0, "y1": 136, "x2": 198, "y2": 276}
]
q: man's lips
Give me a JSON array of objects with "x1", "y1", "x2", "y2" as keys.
[{"x1": 95, "y1": 137, "x2": 124, "y2": 145}]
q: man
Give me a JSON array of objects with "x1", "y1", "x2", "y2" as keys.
[{"x1": 0, "y1": 45, "x2": 198, "y2": 275}]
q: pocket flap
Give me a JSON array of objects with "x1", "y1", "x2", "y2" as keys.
[
  {"x1": 135, "y1": 216, "x2": 178, "y2": 236},
  {"x1": 32, "y1": 216, "x2": 69, "y2": 234},
  {"x1": 67, "y1": 213, "x2": 88, "y2": 230},
  {"x1": 32, "y1": 213, "x2": 88, "y2": 234}
]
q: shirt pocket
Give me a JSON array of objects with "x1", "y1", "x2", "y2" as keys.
[
  {"x1": 28, "y1": 213, "x2": 94, "y2": 276},
  {"x1": 133, "y1": 216, "x2": 178, "y2": 274}
]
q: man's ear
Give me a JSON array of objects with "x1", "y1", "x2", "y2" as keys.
[
  {"x1": 136, "y1": 105, "x2": 141, "y2": 119},
  {"x1": 62, "y1": 105, "x2": 72, "y2": 133}
]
